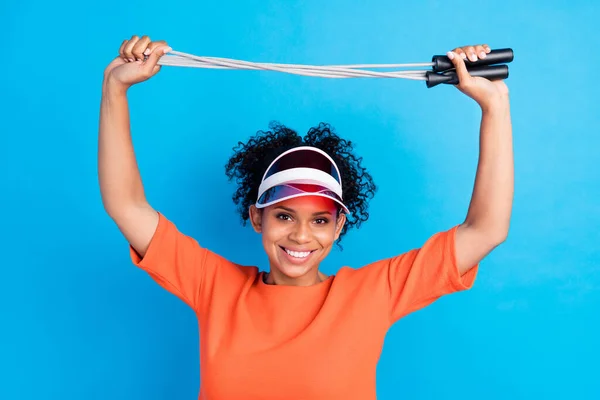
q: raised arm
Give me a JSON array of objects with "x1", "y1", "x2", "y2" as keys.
[
  {"x1": 99, "y1": 35, "x2": 172, "y2": 257},
  {"x1": 447, "y1": 44, "x2": 514, "y2": 274}
]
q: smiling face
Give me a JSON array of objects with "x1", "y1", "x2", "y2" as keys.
[{"x1": 249, "y1": 195, "x2": 346, "y2": 286}]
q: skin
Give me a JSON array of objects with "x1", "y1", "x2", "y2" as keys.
[
  {"x1": 100, "y1": 36, "x2": 513, "y2": 287},
  {"x1": 249, "y1": 196, "x2": 346, "y2": 286},
  {"x1": 447, "y1": 45, "x2": 514, "y2": 275}
]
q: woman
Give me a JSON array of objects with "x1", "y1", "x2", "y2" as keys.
[{"x1": 99, "y1": 35, "x2": 513, "y2": 399}]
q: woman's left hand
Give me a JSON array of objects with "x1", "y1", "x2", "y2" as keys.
[{"x1": 448, "y1": 44, "x2": 509, "y2": 110}]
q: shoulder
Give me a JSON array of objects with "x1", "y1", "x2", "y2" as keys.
[
  {"x1": 160, "y1": 213, "x2": 261, "y2": 278},
  {"x1": 331, "y1": 261, "x2": 398, "y2": 290}
]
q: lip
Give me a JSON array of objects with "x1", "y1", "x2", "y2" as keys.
[{"x1": 279, "y1": 246, "x2": 316, "y2": 265}]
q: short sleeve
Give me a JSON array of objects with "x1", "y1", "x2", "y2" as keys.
[
  {"x1": 383, "y1": 225, "x2": 478, "y2": 324},
  {"x1": 130, "y1": 212, "x2": 208, "y2": 311}
]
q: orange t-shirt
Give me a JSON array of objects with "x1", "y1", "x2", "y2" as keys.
[{"x1": 130, "y1": 212, "x2": 477, "y2": 399}]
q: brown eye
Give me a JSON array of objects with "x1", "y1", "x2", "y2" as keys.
[{"x1": 276, "y1": 213, "x2": 292, "y2": 221}]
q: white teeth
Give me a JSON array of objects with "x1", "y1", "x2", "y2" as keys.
[{"x1": 285, "y1": 248, "x2": 311, "y2": 258}]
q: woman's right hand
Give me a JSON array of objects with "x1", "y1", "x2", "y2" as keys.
[{"x1": 103, "y1": 35, "x2": 172, "y2": 91}]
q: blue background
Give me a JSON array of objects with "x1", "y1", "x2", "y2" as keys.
[{"x1": 2, "y1": 0, "x2": 599, "y2": 399}]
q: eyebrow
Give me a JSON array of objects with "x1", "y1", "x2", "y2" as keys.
[{"x1": 274, "y1": 206, "x2": 333, "y2": 216}]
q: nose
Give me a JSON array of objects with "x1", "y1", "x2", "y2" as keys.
[{"x1": 289, "y1": 220, "x2": 312, "y2": 244}]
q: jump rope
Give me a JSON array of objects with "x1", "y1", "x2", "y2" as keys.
[{"x1": 156, "y1": 48, "x2": 514, "y2": 88}]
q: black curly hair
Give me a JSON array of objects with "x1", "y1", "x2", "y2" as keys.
[{"x1": 225, "y1": 121, "x2": 377, "y2": 246}]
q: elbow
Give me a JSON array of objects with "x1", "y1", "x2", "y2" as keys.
[
  {"x1": 102, "y1": 197, "x2": 149, "y2": 221},
  {"x1": 493, "y1": 218, "x2": 511, "y2": 244},
  {"x1": 487, "y1": 224, "x2": 510, "y2": 245},
  {"x1": 492, "y1": 228, "x2": 509, "y2": 245}
]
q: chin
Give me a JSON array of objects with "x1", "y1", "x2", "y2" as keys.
[
  {"x1": 276, "y1": 262, "x2": 316, "y2": 279},
  {"x1": 273, "y1": 245, "x2": 321, "y2": 279}
]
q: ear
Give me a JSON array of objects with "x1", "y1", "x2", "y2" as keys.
[
  {"x1": 249, "y1": 205, "x2": 263, "y2": 233},
  {"x1": 333, "y1": 211, "x2": 347, "y2": 241}
]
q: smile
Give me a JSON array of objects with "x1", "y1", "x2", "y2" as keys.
[{"x1": 280, "y1": 246, "x2": 315, "y2": 259}]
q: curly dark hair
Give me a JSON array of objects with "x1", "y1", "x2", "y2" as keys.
[{"x1": 225, "y1": 121, "x2": 377, "y2": 246}]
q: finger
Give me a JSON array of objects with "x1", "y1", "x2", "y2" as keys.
[
  {"x1": 482, "y1": 44, "x2": 491, "y2": 54},
  {"x1": 118, "y1": 40, "x2": 128, "y2": 60},
  {"x1": 462, "y1": 46, "x2": 477, "y2": 62},
  {"x1": 454, "y1": 47, "x2": 468, "y2": 60},
  {"x1": 145, "y1": 40, "x2": 168, "y2": 57},
  {"x1": 142, "y1": 44, "x2": 172, "y2": 74},
  {"x1": 447, "y1": 51, "x2": 472, "y2": 85},
  {"x1": 123, "y1": 35, "x2": 140, "y2": 62},
  {"x1": 132, "y1": 35, "x2": 152, "y2": 61},
  {"x1": 474, "y1": 44, "x2": 487, "y2": 59}
]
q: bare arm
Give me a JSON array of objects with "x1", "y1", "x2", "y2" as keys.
[
  {"x1": 444, "y1": 45, "x2": 515, "y2": 274},
  {"x1": 98, "y1": 35, "x2": 171, "y2": 257},
  {"x1": 456, "y1": 99, "x2": 513, "y2": 273},
  {"x1": 98, "y1": 79, "x2": 158, "y2": 256}
]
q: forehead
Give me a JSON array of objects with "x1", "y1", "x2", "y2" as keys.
[{"x1": 270, "y1": 195, "x2": 338, "y2": 213}]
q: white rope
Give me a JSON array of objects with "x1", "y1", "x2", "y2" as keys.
[{"x1": 157, "y1": 50, "x2": 433, "y2": 80}]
